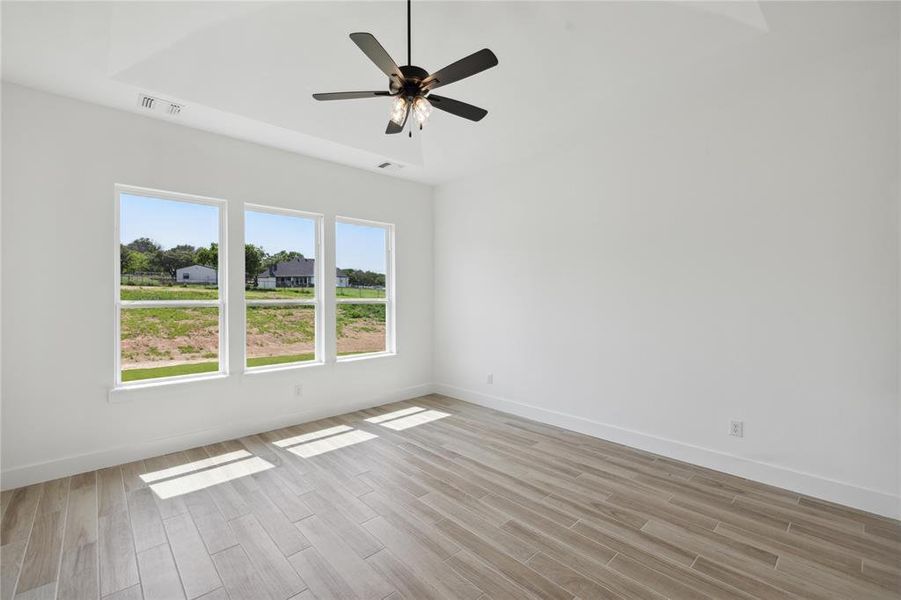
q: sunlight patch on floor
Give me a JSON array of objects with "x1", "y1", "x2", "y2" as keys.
[
  {"x1": 379, "y1": 409, "x2": 450, "y2": 431},
  {"x1": 364, "y1": 406, "x2": 426, "y2": 424},
  {"x1": 286, "y1": 429, "x2": 378, "y2": 458},
  {"x1": 140, "y1": 449, "x2": 252, "y2": 483},
  {"x1": 272, "y1": 424, "x2": 354, "y2": 448},
  {"x1": 149, "y1": 456, "x2": 275, "y2": 499}
]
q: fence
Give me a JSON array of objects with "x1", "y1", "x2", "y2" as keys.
[
  {"x1": 121, "y1": 272, "x2": 175, "y2": 286},
  {"x1": 122, "y1": 274, "x2": 384, "y2": 297},
  {"x1": 335, "y1": 286, "x2": 386, "y2": 298}
]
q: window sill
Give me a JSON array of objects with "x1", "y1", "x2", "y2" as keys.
[
  {"x1": 109, "y1": 372, "x2": 228, "y2": 403},
  {"x1": 243, "y1": 360, "x2": 324, "y2": 375},
  {"x1": 336, "y1": 351, "x2": 396, "y2": 363}
]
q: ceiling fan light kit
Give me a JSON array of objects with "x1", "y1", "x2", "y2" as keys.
[{"x1": 313, "y1": 0, "x2": 498, "y2": 136}]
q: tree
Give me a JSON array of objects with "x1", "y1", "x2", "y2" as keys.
[
  {"x1": 245, "y1": 244, "x2": 265, "y2": 281},
  {"x1": 341, "y1": 269, "x2": 385, "y2": 288},
  {"x1": 195, "y1": 243, "x2": 218, "y2": 269},
  {"x1": 126, "y1": 237, "x2": 162, "y2": 254},
  {"x1": 160, "y1": 244, "x2": 197, "y2": 276},
  {"x1": 124, "y1": 250, "x2": 153, "y2": 273},
  {"x1": 263, "y1": 250, "x2": 303, "y2": 271},
  {"x1": 120, "y1": 244, "x2": 133, "y2": 274}
]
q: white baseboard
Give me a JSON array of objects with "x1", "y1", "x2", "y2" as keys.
[
  {"x1": 1, "y1": 383, "x2": 435, "y2": 491},
  {"x1": 434, "y1": 383, "x2": 901, "y2": 520}
]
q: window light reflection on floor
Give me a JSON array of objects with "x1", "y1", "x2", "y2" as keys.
[
  {"x1": 379, "y1": 409, "x2": 450, "y2": 431},
  {"x1": 140, "y1": 449, "x2": 252, "y2": 484},
  {"x1": 272, "y1": 424, "x2": 353, "y2": 448},
  {"x1": 287, "y1": 429, "x2": 378, "y2": 458},
  {"x1": 364, "y1": 406, "x2": 425, "y2": 424},
  {"x1": 149, "y1": 456, "x2": 274, "y2": 499}
]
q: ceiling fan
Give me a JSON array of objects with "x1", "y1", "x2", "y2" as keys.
[{"x1": 312, "y1": 0, "x2": 498, "y2": 136}]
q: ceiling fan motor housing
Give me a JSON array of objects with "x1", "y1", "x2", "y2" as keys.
[{"x1": 393, "y1": 65, "x2": 431, "y2": 96}]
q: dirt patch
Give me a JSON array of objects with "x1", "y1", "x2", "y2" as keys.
[
  {"x1": 121, "y1": 304, "x2": 385, "y2": 368},
  {"x1": 336, "y1": 321, "x2": 387, "y2": 354}
]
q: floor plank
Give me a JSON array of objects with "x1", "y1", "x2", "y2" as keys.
[
  {"x1": 210, "y1": 544, "x2": 273, "y2": 600},
  {"x1": 296, "y1": 515, "x2": 394, "y2": 600},
  {"x1": 127, "y1": 488, "x2": 167, "y2": 553},
  {"x1": 136, "y1": 543, "x2": 185, "y2": 600},
  {"x1": 98, "y1": 510, "x2": 139, "y2": 596},
  {"x1": 16, "y1": 481, "x2": 70, "y2": 598},
  {"x1": 228, "y1": 514, "x2": 305, "y2": 599},
  {"x1": 287, "y1": 546, "x2": 359, "y2": 600},
  {"x1": 57, "y1": 473, "x2": 99, "y2": 600},
  {"x1": 163, "y1": 512, "x2": 221, "y2": 599}
]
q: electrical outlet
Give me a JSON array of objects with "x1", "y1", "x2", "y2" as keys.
[
  {"x1": 487, "y1": 373, "x2": 494, "y2": 384},
  {"x1": 729, "y1": 420, "x2": 744, "y2": 437},
  {"x1": 294, "y1": 384, "x2": 304, "y2": 398}
]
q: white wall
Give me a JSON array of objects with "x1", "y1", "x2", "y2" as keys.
[
  {"x1": 1, "y1": 83, "x2": 433, "y2": 488},
  {"x1": 434, "y1": 19, "x2": 900, "y2": 517}
]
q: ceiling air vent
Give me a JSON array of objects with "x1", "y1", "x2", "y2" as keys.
[
  {"x1": 377, "y1": 161, "x2": 403, "y2": 170},
  {"x1": 138, "y1": 93, "x2": 183, "y2": 117}
]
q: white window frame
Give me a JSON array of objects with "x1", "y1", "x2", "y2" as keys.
[
  {"x1": 244, "y1": 204, "x2": 324, "y2": 371},
  {"x1": 335, "y1": 216, "x2": 395, "y2": 360},
  {"x1": 114, "y1": 184, "x2": 228, "y2": 388}
]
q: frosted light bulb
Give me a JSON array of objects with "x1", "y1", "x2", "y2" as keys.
[
  {"x1": 389, "y1": 96, "x2": 408, "y2": 125},
  {"x1": 412, "y1": 96, "x2": 432, "y2": 126}
]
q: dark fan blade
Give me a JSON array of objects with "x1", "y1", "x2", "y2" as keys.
[
  {"x1": 422, "y1": 48, "x2": 498, "y2": 91},
  {"x1": 428, "y1": 95, "x2": 488, "y2": 121},
  {"x1": 313, "y1": 91, "x2": 391, "y2": 101},
  {"x1": 386, "y1": 106, "x2": 410, "y2": 134},
  {"x1": 350, "y1": 33, "x2": 404, "y2": 81}
]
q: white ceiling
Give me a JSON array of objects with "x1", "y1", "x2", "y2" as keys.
[{"x1": 1, "y1": 1, "x2": 891, "y2": 184}]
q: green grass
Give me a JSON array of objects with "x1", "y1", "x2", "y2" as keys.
[
  {"x1": 336, "y1": 303, "x2": 385, "y2": 336},
  {"x1": 246, "y1": 305, "x2": 314, "y2": 342},
  {"x1": 247, "y1": 353, "x2": 315, "y2": 368},
  {"x1": 121, "y1": 349, "x2": 387, "y2": 381},
  {"x1": 121, "y1": 353, "x2": 319, "y2": 381},
  {"x1": 121, "y1": 361, "x2": 219, "y2": 382},
  {"x1": 245, "y1": 287, "x2": 384, "y2": 299},
  {"x1": 122, "y1": 352, "x2": 320, "y2": 381},
  {"x1": 120, "y1": 307, "x2": 218, "y2": 339},
  {"x1": 121, "y1": 286, "x2": 218, "y2": 301},
  {"x1": 246, "y1": 288, "x2": 314, "y2": 300},
  {"x1": 336, "y1": 287, "x2": 385, "y2": 299}
]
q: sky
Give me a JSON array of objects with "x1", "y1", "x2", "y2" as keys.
[
  {"x1": 246, "y1": 209, "x2": 314, "y2": 257},
  {"x1": 121, "y1": 193, "x2": 386, "y2": 273},
  {"x1": 121, "y1": 193, "x2": 218, "y2": 249},
  {"x1": 337, "y1": 221, "x2": 386, "y2": 274}
]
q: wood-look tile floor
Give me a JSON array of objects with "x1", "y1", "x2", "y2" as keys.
[{"x1": 2, "y1": 395, "x2": 899, "y2": 600}]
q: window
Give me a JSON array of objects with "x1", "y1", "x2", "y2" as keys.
[
  {"x1": 335, "y1": 218, "x2": 394, "y2": 358},
  {"x1": 116, "y1": 186, "x2": 226, "y2": 384},
  {"x1": 245, "y1": 206, "x2": 322, "y2": 369}
]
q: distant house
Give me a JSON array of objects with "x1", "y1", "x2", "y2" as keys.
[
  {"x1": 176, "y1": 264, "x2": 217, "y2": 284},
  {"x1": 257, "y1": 257, "x2": 350, "y2": 288}
]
